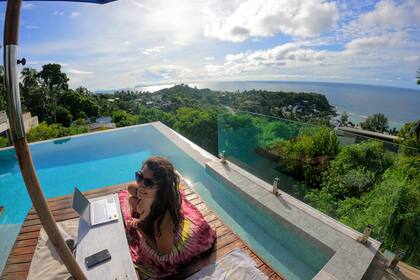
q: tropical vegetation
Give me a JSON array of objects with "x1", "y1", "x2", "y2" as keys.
[{"x1": 1, "y1": 63, "x2": 419, "y2": 266}]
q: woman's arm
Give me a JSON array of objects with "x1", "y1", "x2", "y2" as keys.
[{"x1": 154, "y1": 212, "x2": 175, "y2": 254}]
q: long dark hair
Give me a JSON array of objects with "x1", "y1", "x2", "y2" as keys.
[{"x1": 140, "y1": 156, "x2": 182, "y2": 237}]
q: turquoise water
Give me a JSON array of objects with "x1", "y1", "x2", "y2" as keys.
[{"x1": 0, "y1": 124, "x2": 332, "y2": 279}]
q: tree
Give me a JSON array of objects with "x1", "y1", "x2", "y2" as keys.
[
  {"x1": 111, "y1": 110, "x2": 138, "y2": 127},
  {"x1": 340, "y1": 111, "x2": 349, "y2": 126},
  {"x1": 360, "y1": 113, "x2": 389, "y2": 133},
  {"x1": 417, "y1": 67, "x2": 420, "y2": 85},
  {"x1": 37, "y1": 64, "x2": 69, "y2": 91},
  {"x1": 24, "y1": 86, "x2": 51, "y2": 123},
  {"x1": 174, "y1": 107, "x2": 218, "y2": 155},
  {"x1": 20, "y1": 68, "x2": 39, "y2": 111},
  {"x1": 56, "y1": 106, "x2": 73, "y2": 127},
  {"x1": 21, "y1": 68, "x2": 39, "y2": 90},
  {"x1": 397, "y1": 120, "x2": 420, "y2": 155},
  {"x1": 320, "y1": 140, "x2": 394, "y2": 199},
  {"x1": 275, "y1": 127, "x2": 340, "y2": 188},
  {"x1": 37, "y1": 64, "x2": 69, "y2": 123}
]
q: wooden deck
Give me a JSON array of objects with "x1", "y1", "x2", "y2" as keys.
[{"x1": 1, "y1": 182, "x2": 283, "y2": 280}]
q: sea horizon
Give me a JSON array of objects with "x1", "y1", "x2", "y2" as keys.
[{"x1": 98, "y1": 80, "x2": 420, "y2": 130}]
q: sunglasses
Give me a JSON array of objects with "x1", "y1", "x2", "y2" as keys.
[{"x1": 135, "y1": 171, "x2": 156, "y2": 188}]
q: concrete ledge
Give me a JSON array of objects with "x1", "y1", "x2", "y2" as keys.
[{"x1": 206, "y1": 160, "x2": 381, "y2": 280}]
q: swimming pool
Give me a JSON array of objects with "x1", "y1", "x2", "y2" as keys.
[{"x1": 0, "y1": 123, "x2": 332, "y2": 279}]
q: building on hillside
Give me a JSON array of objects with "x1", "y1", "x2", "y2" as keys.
[
  {"x1": 0, "y1": 111, "x2": 39, "y2": 144},
  {"x1": 88, "y1": 116, "x2": 116, "y2": 131}
]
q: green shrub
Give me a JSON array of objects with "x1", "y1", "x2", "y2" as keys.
[
  {"x1": 0, "y1": 136, "x2": 9, "y2": 148},
  {"x1": 321, "y1": 140, "x2": 394, "y2": 198},
  {"x1": 27, "y1": 122, "x2": 89, "y2": 142},
  {"x1": 111, "y1": 110, "x2": 138, "y2": 127},
  {"x1": 275, "y1": 127, "x2": 340, "y2": 188}
]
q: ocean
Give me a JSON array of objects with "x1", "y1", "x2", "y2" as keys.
[{"x1": 137, "y1": 81, "x2": 420, "y2": 129}]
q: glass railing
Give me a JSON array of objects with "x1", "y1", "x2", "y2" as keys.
[{"x1": 218, "y1": 111, "x2": 420, "y2": 267}]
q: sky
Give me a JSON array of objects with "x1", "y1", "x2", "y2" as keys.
[{"x1": 0, "y1": 0, "x2": 419, "y2": 91}]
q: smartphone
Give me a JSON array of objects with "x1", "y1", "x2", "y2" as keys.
[{"x1": 85, "y1": 249, "x2": 111, "y2": 268}]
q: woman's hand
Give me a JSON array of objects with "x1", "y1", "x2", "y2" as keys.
[
  {"x1": 136, "y1": 196, "x2": 156, "y2": 222},
  {"x1": 128, "y1": 218, "x2": 140, "y2": 228},
  {"x1": 137, "y1": 187, "x2": 159, "y2": 199}
]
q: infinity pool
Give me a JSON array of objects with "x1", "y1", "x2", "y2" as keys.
[{"x1": 0, "y1": 123, "x2": 332, "y2": 279}]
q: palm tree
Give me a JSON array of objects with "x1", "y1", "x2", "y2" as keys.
[
  {"x1": 21, "y1": 68, "x2": 39, "y2": 90},
  {"x1": 417, "y1": 67, "x2": 420, "y2": 85},
  {"x1": 410, "y1": 120, "x2": 420, "y2": 142}
]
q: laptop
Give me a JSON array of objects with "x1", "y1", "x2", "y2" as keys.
[{"x1": 72, "y1": 187, "x2": 119, "y2": 226}]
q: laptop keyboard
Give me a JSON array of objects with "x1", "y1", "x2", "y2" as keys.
[{"x1": 92, "y1": 200, "x2": 108, "y2": 224}]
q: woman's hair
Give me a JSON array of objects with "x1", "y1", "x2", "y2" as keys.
[{"x1": 140, "y1": 156, "x2": 181, "y2": 237}]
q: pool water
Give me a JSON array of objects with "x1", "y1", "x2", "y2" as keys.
[{"x1": 0, "y1": 124, "x2": 332, "y2": 279}]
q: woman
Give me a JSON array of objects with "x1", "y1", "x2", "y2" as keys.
[{"x1": 119, "y1": 156, "x2": 216, "y2": 278}]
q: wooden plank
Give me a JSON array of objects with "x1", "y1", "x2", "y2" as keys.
[
  {"x1": 1, "y1": 271, "x2": 28, "y2": 280},
  {"x1": 9, "y1": 246, "x2": 36, "y2": 256},
  {"x1": 13, "y1": 239, "x2": 38, "y2": 248},
  {"x1": 3, "y1": 181, "x2": 283, "y2": 280},
  {"x1": 16, "y1": 231, "x2": 40, "y2": 241},
  {"x1": 3, "y1": 262, "x2": 31, "y2": 273},
  {"x1": 6, "y1": 253, "x2": 34, "y2": 265}
]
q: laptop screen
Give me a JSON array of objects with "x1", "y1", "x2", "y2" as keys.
[{"x1": 72, "y1": 187, "x2": 90, "y2": 223}]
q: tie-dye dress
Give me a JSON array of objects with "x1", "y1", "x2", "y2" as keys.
[{"x1": 118, "y1": 189, "x2": 216, "y2": 278}]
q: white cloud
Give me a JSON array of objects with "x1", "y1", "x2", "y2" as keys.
[
  {"x1": 207, "y1": 42, "x2": 327, "y2": 76},
  {"x1": 344, "y1": 32, "x2": 409, "y2": 54},
  {"x1": 67, "y1": 69, "x2": 93, "y2": 75},
  {"x1": 359, "y1": 0, "x2": 420, "y2": 29},
  {"x1": 142, "y1": 46, "x2": 165, "y2": 55},
  {"x1": 24, "y1": 25, "x2": 40, "y2": 30},
  {"x1": 146, "y1": 64, "x2": 193, "y2": 80},
  {"x1": 22, "y1": 3, "x2": 35, "y2": 10},
  {"x1": 71, "y1": 12, "x2": 81, "y2": 18},
  {"x1": 53, "y1": 11, "x2": 64, "y2": 16},
  {"x1": 17, "y1": 0, "x2": 419, "y2": 89},
  {"x1": 204, "y1": 0, "x2": 339, "y2": 42}
]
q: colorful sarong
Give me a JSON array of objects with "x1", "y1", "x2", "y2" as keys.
[{"x1": 118, "y1": 189, "x2": 216, "y2": 278}]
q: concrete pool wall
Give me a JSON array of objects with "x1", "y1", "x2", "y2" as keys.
[{"x1": 153, "y1": 122, "x2": 381, "y2": 280}]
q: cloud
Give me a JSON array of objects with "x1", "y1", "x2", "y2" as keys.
[
  {"x1": 142, "y1": 46, "x2": 165, "y2": 55},
  {"x1": 67, "y1": 69, "x2": 93, "y2": 75},
  {"x1": 71, "y1": 12, "x2": 81, "y2": 18},
  {"x1": 22, "y1": 3, "x2": 35, "y2": 10},
  {"x1": 16, "y1": 0, "x2": 420, "y2": 89},
  {"x1": 359, "y1": 0, "x2": 420, "y2": 29},
  {"x1": 206, "y1": 42, "x2": 327, "y2": 76},
  {"x1": 146, "y1": 64, "x2": 193, "y2": 80},
  {"x1": 204, "y1": 0, "x2": 339, "y2": 42},
  {"x1": 344, "y1": 32, "x2": 409, "y2": 54},
  {"x1": 53, "y1": 11, "x2": 64, "y2": 16},
  {"x1": 24, "y1": 25, "x2": 40, "y2": 30}
]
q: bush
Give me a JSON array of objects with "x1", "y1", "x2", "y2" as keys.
[
  {"x1": 0, "y1": 136, "x2": 9, "y2": 148},
  {"x1": 321, "y1": 140, "x2": 394, "y2": 198},
  {"x1": 111, "y1": 110, "x2": 138, "y2": 127},
  {"x1": 360, "y1": 113, "x2": 389, "y2": 132},
  {"x1": 275, "y1": 127, "x2": 340, "y2": 188},
  {"x1": 56, "y1": 105, "x2": 73, "y2": 127},
  {"x1": 174, "y1": 107, "x2": 218, "y2": 155},
  {"x1": 27, "y1": 122, "x2": 89, "y2": 142}
]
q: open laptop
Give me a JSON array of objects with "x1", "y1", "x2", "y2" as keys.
[{"x1": 72, "y1": 187, "x2": 119, "y2": 226}]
